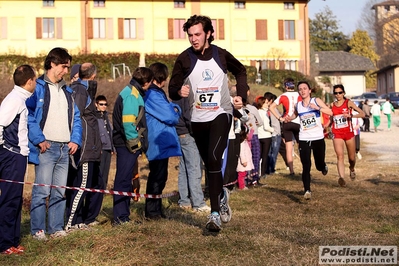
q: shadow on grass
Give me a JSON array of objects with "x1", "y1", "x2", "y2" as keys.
[
  {"x1": 365, "y1": 178, "x2": 399, "y2": 186},
  {"x1": 267, "y1": 187, "x2": 304, "y2": 204}
]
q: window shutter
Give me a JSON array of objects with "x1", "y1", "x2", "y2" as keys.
[
  {"x1": 218, "y1": 19, "x2": 224, "y2": 40},
  {"x1": 168, "y1": 18, "x2": 173, "y2": 39},
  {"x1": 107, "y1": 18, "x2": 113, "y2": 39},
  {"x1": 36, "y1": 17, "x2": 42, "y2": 39},
  {"x1": 279, "y1": 60, "x2": 285, "y2": 69},
  {"x1": 256, "y1": 19, "x2": 267, "y2": 40},
  {"x1": 118, "y1": 18, "x2": 123, "y2": 39},
  {"x1": 278, "y1": 20, "x2": 284, "y2": 40},
  {"x1": 1, "y1": 17, "x2": 7, "y2": 39},
  {"x1": 56, "y1": 17, "x2": 62, "y2": 39},
  {"x1": 87, "y1": 17, "x2": 93, "y2": 39},
  {"x1": 137, "y1": 18, "x2": 144, "y2": 39}
]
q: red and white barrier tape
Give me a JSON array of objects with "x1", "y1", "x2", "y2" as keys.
[{"x1": 0, "y1": 179, "x2": 178, "y2": 199}]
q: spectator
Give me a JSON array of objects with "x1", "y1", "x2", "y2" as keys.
[
  {"x1": 362, "y1": 99, "x2": 371, "y2": 132},
  {"x1": 382, "y1": 98, "x2": 394, "y2": 131},
  {"x1": 27, "y1": 47, "x2": 82, "y2": 240},
  {"x1": 236, "y1": 125, "x2": 254, "y2": 190},
  {"x1": 174, "y1": 96, "x2": 211, "y2": 212},
  {"x1": 66, "y1": 63, "x2": 103, "y2": 230},
  {"x1": 144, "y1": 62, "x2": 181, "y2": 220},
  {"x1": 112, "y1": 67, "x2": 153, "y2": 225},
  {"x1": 256, "y1": 96, "x2": 274, "y2": 182},
  {"x1": 370, "y1": 100, "x2": 381, "y2": 133},
  {"x1": 0, "y1": 65, "x2": 36, "y2": 254},
  {"x1": 95, "y1": 95, "x2": 115, "y2": 190}
]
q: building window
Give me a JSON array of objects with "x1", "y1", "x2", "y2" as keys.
[
  {"x1": 43, "y1": 0, "x2": 54, "y2": 7},
  {"x1": 284, "y1": 2, "x2": 294, "y2": 10},
  {"x1": 94, "y1": 0, "x2": 105, "y2": 7},
  {"x1": 174, "y1": 1, "x2": 185, "y2": 8},
  {"x1": 124, "y1": 18, "x2": 136, "y2": 39},
  {"x1": 284, "y1": 20, "x2": 295, "y2": 39},
  {"x1": 234, "y1": 1, "x2": 245, "y2": 9},
  {"x1": 396, "y1": 5, "x2": 399, "y2": 12},
  {"x1": 173, "y1": 19, "x2": 185, "y2": 39},
  {"x1": 384, "y1": 5, "x2": 390, "y2": 12},
  {"x1": 43, "y1": 18, "x2": 55, "y2": 38},
  {"x1": 93, "y1": 18, "x2": 106, "y2": 39},
  {"x1": 285, "y1": 60, "x2": 296, "y2": 70}
]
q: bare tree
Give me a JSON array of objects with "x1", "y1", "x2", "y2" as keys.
[
  {"x1": 357, "y1": 0, "x2": 380, "y2": 40},
  {"x1": 359, "y1": 0, "x2": 399, "y2": 67}
]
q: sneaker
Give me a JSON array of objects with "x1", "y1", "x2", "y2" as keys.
[
  {"x1": 179, "y1": 204, "x2": 191, "y2": 210},
  {"x1": 239, "y1": 186, "x2": 249, "y2": 190},
  {"x1": 87, "y1": 221, "x2": 100, "y2": 227},
  {"x1": 32, "y1": 230, "x2": 48, "y2": 241},
  {"x1": 1, "y1": 247, "x2": 21, "y2": 255},
  {"x1": 14, "y1": 245, "x2": 25, "y2": 253},
  {"x1": 195, "y1": 205, "x2": 211, "y2": 213},
  {"x1": 322, "y1": 165, "x2": 328, "y2": 176},
  {"x1": 350, "y1": 169, "x2": 356, "y2": 180},
  {"x1": 357, "y1": 152, "x2": 362, "y2": 160},
  {"x1": 206, "y1": 212, "x2": 222, "y2": 232},
  {"x1": 220, "y1": 187, "x2": 232, "y2": 223},
  {"x1": 50, "y1": 230, "x2": 67, "y2": 238},
  {"x1": 338, "y1": 177, "x2": 346, "y2": 187},
  {"x1": 304, "y1": 190, "x2": 312, "y2": 200},
  {"x1": 255, "y1": 181, "x2": 267, "y2": 187}
]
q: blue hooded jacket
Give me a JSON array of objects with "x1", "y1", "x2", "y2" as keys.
[
  {"x1": 144, "y1": 84, "x2": 181, "y2": 161},
  {"x1": 26, "y1": 75, "x2": 82, "y2": 164}
]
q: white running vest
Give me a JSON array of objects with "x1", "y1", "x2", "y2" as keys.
[
  {"x1": 297, "y1": 98, "x2": 324, "y2": 141},
  {"x1": 186, "y1": 57, "x2": 232, "y2": 122}
]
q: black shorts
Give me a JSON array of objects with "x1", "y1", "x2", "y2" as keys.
[{"x1": 282, "y1": 122, "x2": 300, "y2": 142}]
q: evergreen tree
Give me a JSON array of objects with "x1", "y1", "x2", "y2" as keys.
[{"x1": 310, "y1": 6, "x2": 349, "y2": 51}]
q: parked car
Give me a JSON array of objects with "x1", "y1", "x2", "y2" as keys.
[
  {"x1": 350, "y1": 92, "x2": 381, "y2": 107},
  {"x1": 379, "y1": 92, "x2": 399, "y2": 109}
]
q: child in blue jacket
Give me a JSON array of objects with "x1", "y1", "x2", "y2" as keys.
[{"x1": 144, "y1": 62, "x2": 182, "y2": 219}]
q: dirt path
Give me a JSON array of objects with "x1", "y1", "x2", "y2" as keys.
[{"x1": 360, "y1": 110, "x2": 399, "y2": 165}]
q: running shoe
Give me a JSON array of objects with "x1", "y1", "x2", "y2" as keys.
[
  {"x1": 220, "y1": 187, "x2": 232, "y2": 223},
  {"x1": 350, "y1": 169, "x2": 356, "y2": 180},
  {"x1": 338, "y1": 177, "x2": 346, "y2": 187},
  {"x1": 206, "y1": 212, "x2": 222, "y2": 232},
  {"x1": 304, "y1": 190, "x2": 312, "y2": 200},
  {"x1": 322, "y1": 165, "x2": 328, "y2": 176},
  {"x1": 32, "y1": 230, "x2": 48, "y2": 241}
]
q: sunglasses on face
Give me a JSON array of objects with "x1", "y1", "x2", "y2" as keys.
[
  {"x1": 334, "y1": 91, "x2": 344, "y2": 95},
  {"x1": 98, "y1": 103, "x2": 108, "y2": 106}
]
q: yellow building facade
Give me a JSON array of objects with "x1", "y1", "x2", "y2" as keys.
[{"x1": 0, "y1": 0, "x2": 310, "y2": 75}]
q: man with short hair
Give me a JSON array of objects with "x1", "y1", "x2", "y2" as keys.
[
  {"x1": 66, "y1": 63, "x2": 103, "y2": 230},
  {"x1": 27, "y1": 47, "x2": 82, "y2": 240},
  {"x1": 169, "y1": 15, "x2": 248, "y2": 231},
  {"x1": 0, "y1": 65, "x2": 36, "y2": 254}
]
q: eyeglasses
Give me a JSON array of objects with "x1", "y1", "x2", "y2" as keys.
[
  {"x1": 98, "y1": 103, "x2": 108, "y2": 106},
  {"x1": 334, "y1": 91, "x2": 344, "y2": 95}
]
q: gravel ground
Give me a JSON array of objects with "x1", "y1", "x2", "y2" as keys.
[{"x1": 360, "y1": 110, "x2": 399, "y2": 165}]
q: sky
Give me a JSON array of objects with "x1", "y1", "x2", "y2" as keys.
[{"x1": 308, "y1": 0, "x2": 368, "y2": 36}]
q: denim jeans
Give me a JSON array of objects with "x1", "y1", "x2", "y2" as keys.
[
  {"x1": 30, "y1": 141, "x2": 69, "y2": 235},
  {"x1": 177, "y1": 134, "x2": 206, "y2": 209},
  {"x1": 267, "y1": 135, "x2": 282, "y2": 174}
]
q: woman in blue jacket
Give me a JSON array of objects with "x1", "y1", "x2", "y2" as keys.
[{"x1": 144, "y1": 62, "x2": 181, "y2": 219}]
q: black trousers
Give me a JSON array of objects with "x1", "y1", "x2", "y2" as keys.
[
  {"x1": 192, "y1": 113, "x2": 231, "y2": 213},
  {"x1": 298, "y1": 139, "x2": 326, "y2": 192},
  {"x1": 145, "y1": 158, "x2": 169, "y2": 217}
]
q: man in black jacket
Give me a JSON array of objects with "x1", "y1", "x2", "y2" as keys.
[{"x1": 66, "y1": 63, "x2": 103, "y2": 230}]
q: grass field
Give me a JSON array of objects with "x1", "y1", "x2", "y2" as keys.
[{"x1": 1, "y1": 137, "x2": 398, "y2": 265}]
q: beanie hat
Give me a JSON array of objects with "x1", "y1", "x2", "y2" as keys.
[{"x1": 70, "y1": 64, "x2": 81, "y2": 79}]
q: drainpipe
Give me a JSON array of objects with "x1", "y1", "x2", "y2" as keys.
[{"x1": 84, "y1": 0, "x2": 88, "y2": 54}]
